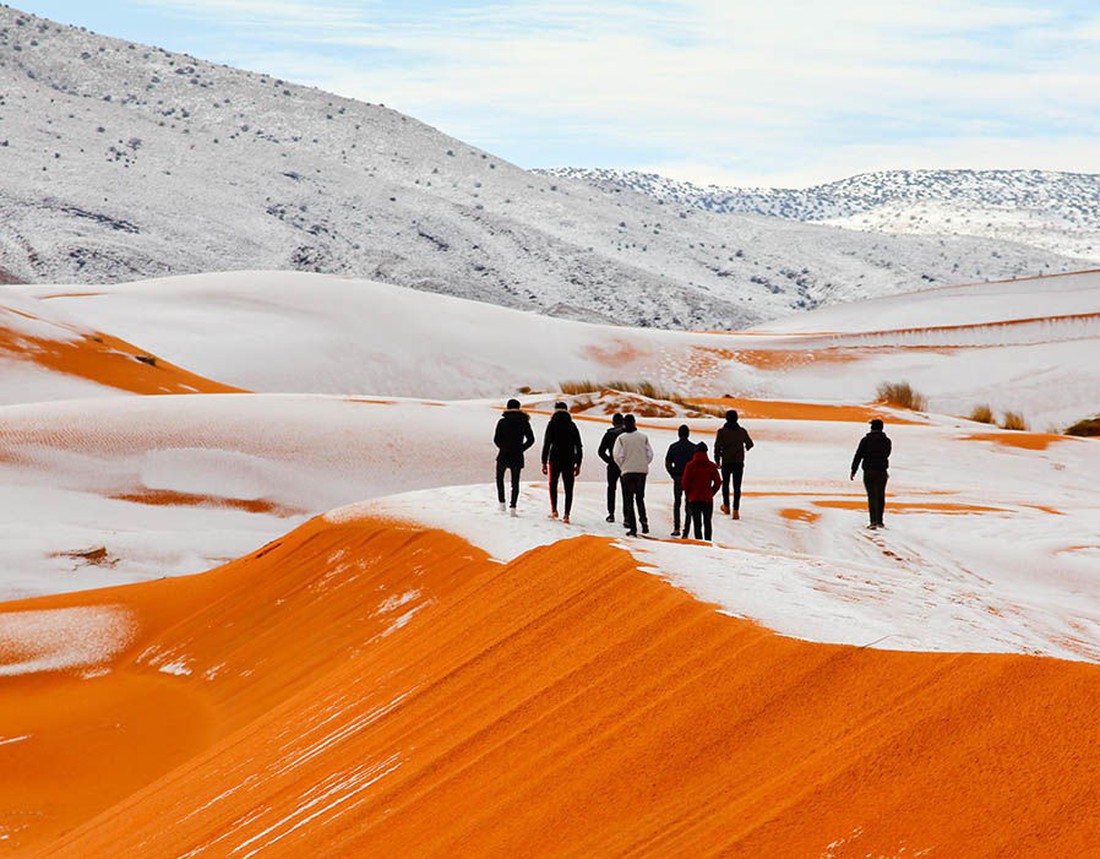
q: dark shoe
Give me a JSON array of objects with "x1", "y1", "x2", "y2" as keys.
[
  {"x1": 605, "y1": 514, "x2": 614, "y2": 523},
  {"x1": 671, "y1": 530, "x2": 681, "y2": 537},
  {"x1": 640, "y1": 522, "x2": 649, "y2": 535},
  {"x1": 625, "y1": 529, "x2": 637, "y2": 537},
  {"x1": 732, "y1": 509, "x2": 740, "y2": 520}
]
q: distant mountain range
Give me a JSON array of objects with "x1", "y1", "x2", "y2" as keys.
[
  {"x1": 0, "y1": 4, "x2": 1092, "y2": 329},
  {"x1": 536, "y1": 168, "x2": 1100, "y2": 262}
]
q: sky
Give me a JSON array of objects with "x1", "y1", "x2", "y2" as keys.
[{"x1": 14, "y1": 0, "x2": 1100, "y2": 187}]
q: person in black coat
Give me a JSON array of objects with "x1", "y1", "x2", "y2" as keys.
[
  {"x1": 714, "y1": 409, "x2": 754, "y2": 520},
  {"x1": 597, "y1": 413, "x2": 625, "y2": 523},
  {"x1": 541, "y1": 402, "x2": 583, "y2": 523},
  {"x1": 664, "y1": 424, "x2": 696, "y2": 536},
  {"x1": 851, "y1": 418, "x2": 892, "y2": 529},
  {"x1": 493, "y1": 398, "x2": 535, "y2": 514}
]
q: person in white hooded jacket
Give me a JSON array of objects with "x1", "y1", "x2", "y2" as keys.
[{"x1": 612, "y1": 414, "x2": 653, "y2": 536}]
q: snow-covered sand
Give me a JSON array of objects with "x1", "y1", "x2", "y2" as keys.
[
  {"x1": 1, "y1": 267, "x2": 1098, "y2": 856},
  {"x1": 0, "y1": 269, "x2": 1095, "y2": 656}
]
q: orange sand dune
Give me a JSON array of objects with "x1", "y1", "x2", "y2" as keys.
[
  {"x1": 813, "y1": 499, "x2": 1009, "y2": 514},
  {"x1": 110, "y1": 489, "x2": 303, "y2": 517},
  {"x1": 2, "y1": 518, "x2": 1098, "y2": 856},
  {"x1": 0, "y1": 319, "x2": 245, "y2": 395},
  {"x1": 961, "y1": 431, "x2": 1074, "y2": 451},
  {"x1": 690, "y1": 396, "x2": 922, "y2": 424}
]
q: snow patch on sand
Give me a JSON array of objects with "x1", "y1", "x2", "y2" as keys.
[{"x1": 0, "y1": 605, "x2": 136, "y2": 676}]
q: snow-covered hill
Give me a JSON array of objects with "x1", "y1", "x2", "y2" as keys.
[
  {"x1": 0, "y1": 6, "x2": 1090, "y2": 330},
  {"x1": 542, "y1": 168, "x2": 1100, "y2": 262},
  {"x1": 20, "y1": 268, "x2": 1099, "y2": 428}
]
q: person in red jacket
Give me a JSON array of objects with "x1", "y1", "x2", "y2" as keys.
[{"x1": 680, "y1": 442, "x2": 722, "y2": 541}]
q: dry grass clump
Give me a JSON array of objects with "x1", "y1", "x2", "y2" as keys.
[
  {"x1": 557, "y1": 380, "x2": 725, "y2": 419},
  {"x1": 1064, "y1": 416, "x2": 1100, "y2": 437},
  {"x1": 1000, "y1": 411, "x2": 1029, "y2": 431},
  {"x1": 559, "y1": 379, "x2": 602, "y2": 396},
  {"x1": 968, "y1": 404, "x2": 995, "y2": 424},
  {"x1": 875, "y1": 381, "x2": 927, "y2": 412},
  {"x1": 559, "y1": 379, "x2": 671, "y2": 399}
]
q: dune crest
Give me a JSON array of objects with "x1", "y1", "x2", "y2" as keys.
[{"x1": 1, "y1": 515, "x2": 1096, "y2": 856}]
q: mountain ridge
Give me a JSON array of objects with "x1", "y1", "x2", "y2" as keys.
[
  {"x1": 0, "y1": 4, "x2": 1090, "y2": 329},
  {"x1": 537, "y1": 167, "x2": 1100, "y2": 262}
]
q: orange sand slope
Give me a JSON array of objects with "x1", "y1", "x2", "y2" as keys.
[
  {"x1": 3, "y1": 518, "x2": 1098, "y2": 856},
  {"x1": 689, "y1": 396, "x2": 923, "y2": 424},
  {"x1": 0, "y1": 308, "x2": 245, "y2": 395}
]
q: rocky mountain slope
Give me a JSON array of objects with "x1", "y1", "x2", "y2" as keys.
[
  {"x1": 540, "y1": 167, "x2": 1100, "y2": 263},
  {"x1": 0, "y1": 5, "x2": 1090, "y2": 328}
]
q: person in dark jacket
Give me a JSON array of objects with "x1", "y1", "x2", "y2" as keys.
[
  {"x1": 493, "y1": 398, "x2": 535, "y2": 515},
  {"x1": 665, "y1": 424, "x2": 697, "y2": 536},
  {"x1": 851, "y1": 418, "x2": 892, "y2": 529},
  {"x1": 714, "y1": 409, "x2": 754, "y2": 519},
  {"x1": 597, "y1": 413, "x2": 626, "y2": 523},
  {"x1": 681, "y1": 442, "x2": 722, "y2": 541},
  {"x1": 542, "y1": 402, "x2": 583, "y2": 523}
]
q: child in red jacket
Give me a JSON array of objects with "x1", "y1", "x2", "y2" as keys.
[{"x1": 681, "y1": 443, "x2": 722, "y2": 541}]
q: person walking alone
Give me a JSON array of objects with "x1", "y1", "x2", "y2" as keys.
[
  {"x1": 541, "y1": 402, "x2": 583, "y2": 524},
  {"x1": 493, "y1": 398, "x2": 535, "y2": 516},
  {"x1": 851, "y1": 418, "x2": 892, "y2": 529},
  {"x1": 597, "y1": 413, "x2": 626, "y2": 523},
  {"x1": 681, "y1": 442, "x2": 721, "y2": 541},
  {"x1": 714, "y1": 409, "x2": 754, "y2": 519},
  {"x1": 613, "y1": 414, "x2": 653, "y2": 537},
  {"x1": 664, "y1": 424, "x2": 696, "y2": 536}
]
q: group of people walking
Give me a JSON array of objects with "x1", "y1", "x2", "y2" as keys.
[{"x1": 493, "y1": 398, "x2": 893, "y2": 539}]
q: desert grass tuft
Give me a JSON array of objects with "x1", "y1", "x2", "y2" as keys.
[
  {"x1": 1064, "y1": 416, "x2": 1100, "y2": 437},
  {"x1": 968, "y1": 404, "x2": 995, "y2": 424},
  {"x1": 557, "y1": 381, "x2": 725, "y2": 418},
  {"x1": 1000, "y1": 411, "x2": 1029, "y2": 431},
  {"x1": 875, "y1": 381, "x2": 927, "y2": 411}
]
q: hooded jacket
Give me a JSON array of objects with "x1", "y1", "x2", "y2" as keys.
[
  {"x1": 494, "y1": 409, "x2": 535, "y2": 466},
  {"x1": 851, "y1": 429, "x2": 892, "y2": 472},
  {"x1": 613, "y1": 427, "x2": 654, "y2": 474},
  {"x1": 665, "y1": 438, "x2": 697, "y2": 480},
  {"x1": 714, "y1": 420, "x2": 754, "y2": 467},
  {"x1": 681, "y1": 450, "x2": 722, "y2": 503},
  {"x1": 598, "y1": 426, "x2": 625, "y2": 469},
  {"x1": 542, "y1": 410, "x2": 583, "y2": 467}
]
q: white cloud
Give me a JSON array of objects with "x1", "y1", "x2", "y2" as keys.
[{"x1": 118, "y1": 1, "x2": 1100, "y2": 185}]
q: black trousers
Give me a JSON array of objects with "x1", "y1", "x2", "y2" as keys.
[
  {"x1": 686, "y1": 501, "x2": 714, "y2": 541},
  {"x1": 606, "y1": 464, "x2": 621, "y2": 518},
  {"x1": 621, "y1": 473, "x2": 648, "y2": 533},
  {"x1": 863, "y1": 468, "x2": 889, "y2": 525},
  {"x1": 548, "y1": 462, "x2": 576, "y2": 516},
  {"x1": 496, "y1": 460, "x2": 521, "y2": 507},
  {"x1": 671, "y1": 477, "x2": 685, "y2": 532},
  {"x1": 721, "y1": 462, "x2": 745, "y2": 511}
]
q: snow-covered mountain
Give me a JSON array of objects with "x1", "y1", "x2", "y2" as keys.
[
  {"x1": 0, "y1": 6, "x2": 1091, "y2": 330},
  {"x1": 539, "y1": 167, "x2": 1100, "y2": 262}
]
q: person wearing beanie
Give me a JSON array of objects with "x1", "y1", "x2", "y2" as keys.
[
  {"x1": 597, "y1": 412, "x2": 627, "y2": 523},
  {"x1": 681, "y1": 441, "x2": 722, "y2": 541},
  {"x1": 664, "y1": 424, "x2": 697, "y2": 536},
  {"x1": 714, "y1": 409, "x2": 754, "y2": 520},
  {"x1": 612, "y1": 413, "x2": 654, "y2": 536},
  {"x1": 493, "y1": 398, "x2": 535, "y2": 514},
  {"x1": 541, "y1": 402, "x2": 583, "y2": 523},
  {"x1": 851, "y1": 417, "x2": 892, "y2": 529}
]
